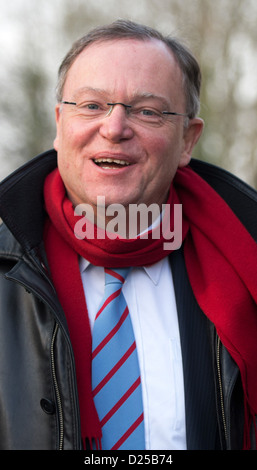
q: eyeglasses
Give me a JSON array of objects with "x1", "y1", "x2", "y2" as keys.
[{"x1": 61, "y1": 100, "x2": 189, "y2": 127}]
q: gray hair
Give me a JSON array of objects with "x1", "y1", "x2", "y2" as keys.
[{"x1": 56, "y1": 19, "x2": 201, "y2": 119}]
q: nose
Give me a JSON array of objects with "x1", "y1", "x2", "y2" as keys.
[{"x1": 99, "y1": 103, "x2": 134, "y2": 142}]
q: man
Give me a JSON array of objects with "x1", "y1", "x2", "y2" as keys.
[{"x1": 0, "y1": 19, "x2": 257, "y2": 450}]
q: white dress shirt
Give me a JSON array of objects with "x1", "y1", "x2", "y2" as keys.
[{"x1": 79, "y1": 256, "x2": 187, "y2": 450}]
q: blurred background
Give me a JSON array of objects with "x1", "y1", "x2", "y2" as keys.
[{"x1": 1, "y1": 0, "x2": 257, "y2": 187}]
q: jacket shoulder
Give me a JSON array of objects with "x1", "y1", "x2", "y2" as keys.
[
  {"x1": 0, "y1": 149, "x2": 57, "y2": 254},
  {"x1": 190, "y1": 159, "x2": 257, "y2": 241}
]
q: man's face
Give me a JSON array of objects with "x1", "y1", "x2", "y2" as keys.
[{"x1": 54, "y1": 38, "x2": 203, "y2": 211}]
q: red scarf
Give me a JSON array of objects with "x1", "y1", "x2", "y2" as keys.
[{"x1": 44, "y1": 166, "x2": 257, "y2": 449}]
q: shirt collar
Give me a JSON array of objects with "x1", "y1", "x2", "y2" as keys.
[
  {"x1": 79, "y1": 210, "x2": 165, "y2": 285},
  {"x1": 79, "y1": 257, "x2": 165, "y2": 286}
]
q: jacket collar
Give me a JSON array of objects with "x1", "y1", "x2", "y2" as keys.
[
  {"x1": 0, "y1": 149, "x2": 57, "y2": 254},
  {"x1": 190, "y1": 158, "x2": 257, "y2": 241}
]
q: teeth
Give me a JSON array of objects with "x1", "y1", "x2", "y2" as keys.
[{"x1": 94, "y1": 158, "x2": 130, "y2": 166}]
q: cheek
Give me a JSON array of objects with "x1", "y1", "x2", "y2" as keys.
[
  {"x1": 146, "y1": 126, "x2": 177, "y2": 154},
  {"x1": 57, "y1": 117, "x2": 86, "y2": 147},
  {"x1": 147, "y1": 134, "x2": 174, "y2": 171},
  {"x1": 149, "y1": 134, "x2": 181, "y2": 186},
  {"x1": 56, "y1": 123, "x2": 87, "y2": 171}
]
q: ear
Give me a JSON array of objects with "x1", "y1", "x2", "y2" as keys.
[
  {"x1": 179, "y1": 118, "x2": 204, "y2": 168},
  {"x1": 53, "y1": 104, "x2": 62, "y2": 151}
]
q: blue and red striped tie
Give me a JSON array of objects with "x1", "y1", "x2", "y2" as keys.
[{"x1": 92, "y1": 267, "x2": 145, "y2": 450}]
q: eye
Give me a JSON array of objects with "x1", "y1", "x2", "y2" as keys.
[
  {"x1": 134, "y1": 107, "x2": 162, "y2": 120},
  {"x1": 137, "y1": 106, "x2": 161, "y2": 116},
  {"x1": 141, "y1": 109, "x2": 157, "y2": 116},
  {"x1": 79, "y1": 102, "x2": 101, "y2": 110},
  {"x1": 77, "y1": 101, "x2": 106, "y2": 117},
  {"x1": 87, "y1": 103, "x2": 100, "y2": 110}
]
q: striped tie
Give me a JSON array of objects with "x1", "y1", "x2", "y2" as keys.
[{"x1": 92, "y1": 267, "x2": 145, "y2": 450}]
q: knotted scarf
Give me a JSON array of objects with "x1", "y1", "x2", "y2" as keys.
[{"x1": 44, "y1": 166, "x2": 257, "y2": 449}]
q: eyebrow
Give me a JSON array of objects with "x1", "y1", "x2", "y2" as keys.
[
  {"x1": 132, "y1": 91, "x2": 171, "y2": 108},
  {"x1": 73, "y1": 86, "x2": 107, "y2": 100},
  {"x1": 72, "y1": 87, "x2": 171, "y2": 109}
]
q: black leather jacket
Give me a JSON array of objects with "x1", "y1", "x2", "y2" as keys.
[{"x1": 0, "y1": 149, "x2": 256, "y2": 450}]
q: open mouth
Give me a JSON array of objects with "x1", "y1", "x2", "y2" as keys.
[{"x1": 93, "y1": 158, "x2": 131, "y2": 169}]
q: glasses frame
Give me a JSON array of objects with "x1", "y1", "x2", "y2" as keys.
[{"x1": 61, "y1": 100, "x2": 189, "y2": 126}]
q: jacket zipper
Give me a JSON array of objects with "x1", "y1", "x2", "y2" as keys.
[
  {"x1": 5, "y1": 264, "x2": 81, "y2": 449},
  {"x1": 216, "y1": 336, "x2": 228, "y2": 447},
  {"x1": 51, "y1": 322, "x2": 64, "y2": 450}
]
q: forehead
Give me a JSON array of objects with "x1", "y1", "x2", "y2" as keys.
[{"x1": 63, "y1": 38, "x2": 184, "y2": 104}]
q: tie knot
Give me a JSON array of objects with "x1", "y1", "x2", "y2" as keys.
[{"x1": 104, "y1": 267, "x2": 131, "y2": 287}]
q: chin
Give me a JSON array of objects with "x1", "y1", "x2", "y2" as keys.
[{"x1": 94, "y1": 190, "x2": 134, "y2": 207}]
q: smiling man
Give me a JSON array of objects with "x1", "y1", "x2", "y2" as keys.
[
  {"x1": 0, "y1": 20, "x2": 257, "y2": 451},
  {"x1": 54, "y1": 37, "x2": 201, "y2": 213}
]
